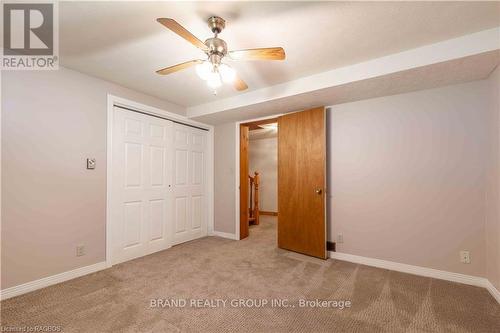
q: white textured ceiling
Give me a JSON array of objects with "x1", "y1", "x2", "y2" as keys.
[
  {"x1": 60, "y1": 1, "x2": 500, "y2": 107},
  {"x1": 191, "y1": 50, "x2": 500, "y2": 124}
]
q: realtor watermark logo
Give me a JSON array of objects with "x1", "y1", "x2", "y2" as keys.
[{"x1": 2, "y1": 1, "x2": 58, "y2": 70}]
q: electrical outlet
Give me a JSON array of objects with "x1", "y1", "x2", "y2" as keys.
[
  {"x1": 337, "y1": 234, "x2": 344, "y2": 244},
  {"x1": 76, "y1": 245, "x2": 85, "y2": 257},
  {"x1": 460, "y1": 250, "x2": 470, "y2": 264}
]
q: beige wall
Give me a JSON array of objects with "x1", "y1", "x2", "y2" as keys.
[
  {"x1": 214, "y1": 122, "x2": 237, "y2": 235},
  {"x1": 485, "y1": 66, "x2": 500, "y2": 290},
  {"x1": 249, "y1": 137, "x2": 278, "y2": 212},
  {"x1": 5, "y1": 66, "x2": 498, "y2": 289},
  {"x1": 329, "y1": 78, "x2": 494, "y2": 277},
  {"x1": 1, "y1": 67, "x2": 184, "y2": 289},
  {"x1": 213, "y1": 76, "x2": 499, "y2": 280}
]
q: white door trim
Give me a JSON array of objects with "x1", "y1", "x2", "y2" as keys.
[{"x1": 106, "y1": 94, "x2": 214, "y2": 267}]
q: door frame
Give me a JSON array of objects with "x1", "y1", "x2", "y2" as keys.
[
  {"x1": 234, "y1": 114, "x2": 283, "y2": 240},
  {"x1": 106, "y1": 94, "x2": 214, "y2": 267}
]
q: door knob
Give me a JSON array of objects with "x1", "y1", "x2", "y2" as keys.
[{"x1": 315, "y1": 188, "x2": 322, "y2": 195}]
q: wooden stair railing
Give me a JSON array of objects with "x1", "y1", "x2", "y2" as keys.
[{"x1": 248, "y1": 172, "x2": 260, "y2": 225}]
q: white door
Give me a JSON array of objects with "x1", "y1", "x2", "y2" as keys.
[
  {"x1": 110, "y1": 107, "x2": 173, "y2": 264},
  {"x1": 172, "y1": 123, "x2": 208, "y2": 244}
]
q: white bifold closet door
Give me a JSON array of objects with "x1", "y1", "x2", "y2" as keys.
[
  {"x1": 172, "y1": 123, "x2": 208, "y2": 245},
  {"x1": 111, "y1": 106, "x2": 207, "y2": 265}
]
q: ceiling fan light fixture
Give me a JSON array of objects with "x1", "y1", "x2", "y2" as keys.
[
  {"x1": 219, "y1": 63, "x2": 236, "y2": 83},
  {"x1": 195, "y1": 61, "x2": 212, "y2": 81},
  {"x1": 206, "y1": 73, "x2": 222, "y2": 89},
  {"x1": 156, "y1": 16, "x2": 286, "y2": 93},
  {"x1": 206, "y1": 68, "x2": 220, "y2": 82}
]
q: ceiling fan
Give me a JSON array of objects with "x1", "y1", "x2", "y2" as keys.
[{"x1": 155, "y1": 16, "x2": 286, "y2": 92}]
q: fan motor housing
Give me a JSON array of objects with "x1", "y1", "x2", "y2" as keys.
[{"x1": 205, "y1": 37, "x2": 227, "y2": 57}]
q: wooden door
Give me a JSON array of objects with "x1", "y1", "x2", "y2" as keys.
[
  {"x1": 278, "y1": 107, "x2": 327, "y2": 259},
  {"x1": 239, "y1": 125, "x2": 250, "y2": 239}
]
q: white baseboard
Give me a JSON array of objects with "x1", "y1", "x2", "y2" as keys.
[
  {"x1": 2, "y1": 253, "x2": 497, "y2": 305},
  {"x1": 0, "y1": 261, "x2": 107, "y2": 301},
  {"x1": 329, "y1": 252, "x2": 499, "y2": 304},
  {"x1": 484, "y1": 280, "x2": 500, "y2": 304},
  {"x1": 210, "y1": 231, "x2": 239, "y2": 240}
]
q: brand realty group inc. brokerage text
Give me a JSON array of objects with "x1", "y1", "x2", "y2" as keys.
[{"x1": 150, "y1": 298, "x2": 352, "y2": 309}]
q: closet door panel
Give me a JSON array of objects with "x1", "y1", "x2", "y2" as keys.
[
  {"x1": 172, "y1": 124, "x2": 208, "y2": 244},
  {"x1": 111, "y1": 107, "x2": 173, "y2": 264}
]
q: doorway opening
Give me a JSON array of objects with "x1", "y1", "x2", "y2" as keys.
[
  {"x1": 239, "y1": 117, "x2": 279, "y2": 240},
  {"x1": 237, "y1": 107, "x2": 328, "y2": 259}
]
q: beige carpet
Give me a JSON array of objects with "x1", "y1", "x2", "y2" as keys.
[{"x1": 1, "y1": 216, "x2": 499, "y2": 332}]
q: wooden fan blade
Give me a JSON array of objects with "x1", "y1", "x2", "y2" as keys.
[
  {"x1": 233, "y1": 75, "x2": 248, "y2": 91},
  {"x1": 229, "y1": 47, "x2": 285, "y2": 61},
  {"x1": 156, "y1": 59, "x2": 203, "y2": 75},
  {"x1": 157, "y1": 18, "x2": 208, "y2": 51}
]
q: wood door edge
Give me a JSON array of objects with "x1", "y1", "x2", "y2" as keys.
[
  {"x1": 239, "y1": 125, "x2": 250, "y2": 240},
  {"x1": 279, "y1": 246, "x2": 328, "y2": 260}
]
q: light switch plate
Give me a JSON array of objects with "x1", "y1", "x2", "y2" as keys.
[{"x1": 87, "y1": 158, "x2": 96, "y2": 170}]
